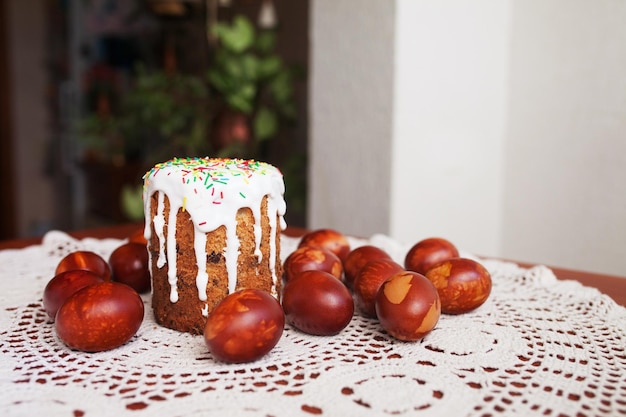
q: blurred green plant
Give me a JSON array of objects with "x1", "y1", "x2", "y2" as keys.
[
  {"x1": 77, "y1": 14, "x2": 303, "y2": 223},
  {"x1": 78, "y1": 65, "x2": 213, "y2": 165},
  {"x1": 79, "y1": 15, "x2": 297, "y2": 164},
  {"x1": 121, "y1": 184, "x2": 145, "y2": 220},
  {"x1": 208, "y1": 15, "x2": 297, "y2": 148}
]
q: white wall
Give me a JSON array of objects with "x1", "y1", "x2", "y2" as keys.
[
  {"x1": 390, "y1": 0, "x2": 510, "y2": 256},
  {"x1": 502, "y1": 0, "x2": 626, "y2": 274},
  {"x1": 309, "y1": 1, "x2": 396, "y2": 237},
  {"x1": 309, "y1": 0, "x2": 626, "y2": 276}
]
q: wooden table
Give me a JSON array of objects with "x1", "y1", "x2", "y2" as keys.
[{"x1": 1, "y1": 223, "x2": 624, "y2": 308}]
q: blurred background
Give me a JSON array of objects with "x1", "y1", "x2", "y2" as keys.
[
  {"x1": 1, "y1": 0, "x2": 310, "y2": 234},
  {"x1": 2, "y1": 1, "x2": 625, "y2": 277}
]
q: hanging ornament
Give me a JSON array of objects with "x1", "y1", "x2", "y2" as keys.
[{"x1": 258, "y1": 0, "x2": 277, "y2": 29}]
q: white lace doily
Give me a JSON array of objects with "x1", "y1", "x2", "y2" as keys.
[{"x1": 1, "y1": 231, "x2": 625, "y2": 416}]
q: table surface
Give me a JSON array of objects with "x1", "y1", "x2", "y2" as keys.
[
  {"x1": 1, "y1": 223, "x2": 624, "y2": 307},
  {"x1": 2, "y1": 223, "x2": 625, "y2": 416}
]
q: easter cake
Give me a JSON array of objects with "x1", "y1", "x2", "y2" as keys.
[{"x1": 143, "y1": 157, "x2": 286, "y2": 334}]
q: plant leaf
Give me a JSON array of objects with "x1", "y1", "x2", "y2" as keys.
[
  {"x1": 270, "y1": 70, "x2": 294, "y2": 104},
  {"x1": 228, "y1": 93, "x2": 254, "y2": 114},
  {"x1": 241, "y1": 54, "x2": 259, "y2": 80},
  {"x1": 257, "y1": 56, "x2": 281, "y2": 79},
  {"x1": 218, "y1": 16, "x2": 255, "y2": 53},
  {"x1": 121, "y1": 185, "x2": 144, "y2": 221},
  {"x1": 255, "y1": 31, "x2": 276, "y2": 53},
  {"x1": 253, "y1": 106, "x2": 278, "y2": 141}
]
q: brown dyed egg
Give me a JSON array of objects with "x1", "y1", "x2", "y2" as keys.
[
  {"x1": 128, "y1": 228, "x2": 148, "y2": 246},
  {"x1": 283, "y1": 246, "x2": 343, "y2": 282},
  {"x1": 404, "y1": 237, "x2": 459, "y2": 275},
  {"x1": 282, "y1": 270, "x2": 354, "y2": 336},
  {"x1": 298, "y1": 228, "x2": 351, "y2": 262},
  {"x1": 43, "y1": 270, "x2": 105, "y2": 320},
  {"x1": 343, "y1": 245, "x2": 392, "y2": 288},
  {"x1": 55, "y1": 250, "x2": 112, "y2": 281},
  {"x1": 109, "y1": 242, "x2": 150, "y2": 293},
  {"x1": 55, "y1": 282, "x2": 144, "y2": 352},
  {"x1": 204, "y1": 289, "x2": 284, "y2": 363},
  {"x1": 353, "y1": 258, "x2": 404, "y2": 318},
  {"x1": 424, "y1": 257, "x2": 492, "y2": 314},
  {"x1": 375, "y1": 271, "x2": 441, "y2": 341}
]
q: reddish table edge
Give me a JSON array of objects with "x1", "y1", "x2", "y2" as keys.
[{"x1": 1, "y1": 223, "x2": 624, "y2": 307}]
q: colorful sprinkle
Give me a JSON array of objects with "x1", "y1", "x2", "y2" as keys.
[{"x1": 143, "y1": 157, "x2": 281, "y2": 199}]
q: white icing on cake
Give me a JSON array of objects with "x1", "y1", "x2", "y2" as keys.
[{"x1": 143, "y1": 157, "x2": 287, "y2": 313}]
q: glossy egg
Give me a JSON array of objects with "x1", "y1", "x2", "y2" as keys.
[
  {"x1": 283, "y1": 246, "x2": 343, "y2": 282},
  {"x1": 343, "y1": 245, "x2": 392, "y2": 288},
  {"x1": 55, "y1": 251, "x2": 112, "y2": 281},
  {"x1": 128, "y1": 228, "x2": 148, "y2": 245},
  {"x1": 298, "y1": 228, "x2": 351, "y2": 262},
  {"x1": 375, "y1": 271, "x2": 441, "y2": 341},
  {"x1": 204, "y1": 289, "x2": 284, "y2": 363},
  {"x1": 282, "y1": 270, "x2": 354, "y2": 336},
  {"x1": 43, "y1": 270, "x2": 105, "y2": 320},
  {"x1": 353, "y1": 258, "x2": 404, "y2": 318},
  {"x1": 109, "y1": 242, "x2": 150, "y2": 293},
  {"x1": 404, "y1": 237, "x2": 459, "y2": 275},
  {"x1": 55, "y1": 282, "x2": 144, "y2": 352},
  {"x1": 424, "y1": 257, "x2": 492, "y2": 314}
]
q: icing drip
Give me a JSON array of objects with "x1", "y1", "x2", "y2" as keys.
[
  {"x1": 224, "y1": 221, "x2": 241, "y2": 294},
  {"x1": 193, "y1": 227, "x2": 209, "y2": 302},
  {"x1": 252, "y1": 205, "x2": 263, "y2": 263},
  {"x1": 143, "y1": 157, "x2": 286, "y2": 309},
  {"x1": 153, "y1": 192, "x2": 166, "y2": 268},
  {"x1": 166, "y1": 194, "x2": 179, "y2": 303}
]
